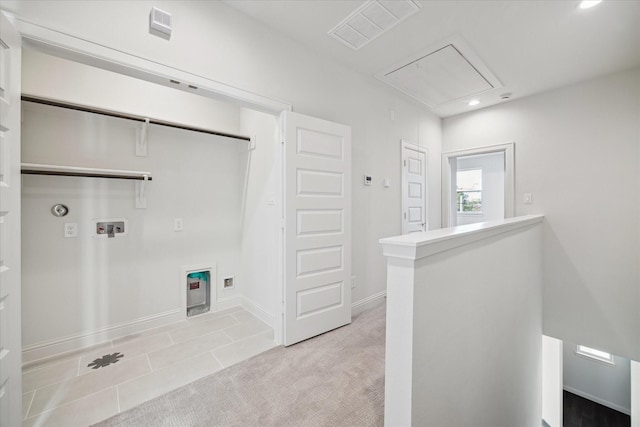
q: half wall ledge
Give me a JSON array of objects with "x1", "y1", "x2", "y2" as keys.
[{"x1": 379, "y1": 214, "x2": 544, "y2": 260}]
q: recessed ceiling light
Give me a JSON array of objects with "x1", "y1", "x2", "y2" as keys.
[
  {"x1": 578, "y1": 0, "x2": 602, "y2": 9},
  {"x1": 468, "y1": 99, "x2": 480, "y2": 106}
]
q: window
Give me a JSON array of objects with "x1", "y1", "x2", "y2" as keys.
[
  {"x1": 456, "y1": 169, "x2": 482, "y2": 213},
  {"x1": 576, "y1": 345, "x2": 615, "y2": 365}
]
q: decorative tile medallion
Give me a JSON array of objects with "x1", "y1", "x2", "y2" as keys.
[{"x1": 87, "y1": 352, "x2": 124, "y2": 369}]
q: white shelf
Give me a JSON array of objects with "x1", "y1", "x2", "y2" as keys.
[{"x1": 21, "y1": 163, "x2": 152, "y2": 181}]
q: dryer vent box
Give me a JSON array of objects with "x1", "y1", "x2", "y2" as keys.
[{"x1": 150, "y1": 7, "x2": 172, "y2": 38}]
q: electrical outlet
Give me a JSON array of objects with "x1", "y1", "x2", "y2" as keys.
[
  {"x1": 64, "y1": 223, "x2": 78, "y2": 238},
  {"x1": 523, "y1": 193, "x2": 533, "y2": 204},
  {"x1": 174, "y1": 218, "x2": 183, "y2": 231},
  {"x1": 351, "y1": 275, "x2": 356, "y2": 289}
]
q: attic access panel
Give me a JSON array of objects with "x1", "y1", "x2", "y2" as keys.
[{"x1": 379, "y1": 43, "x2": 501, "y2": 108}]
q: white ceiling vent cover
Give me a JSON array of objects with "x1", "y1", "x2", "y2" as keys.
[
  {"x1": 376, "y1": 37, "x2": 503, "y2": 108},
  {"x1": 328, "y1": 0, "x2": 421, "y2": 50},
  {"x1": 150, "y1": 7, "x2": 172, "y2": 38}
]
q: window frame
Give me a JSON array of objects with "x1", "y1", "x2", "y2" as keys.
[
  {"x1": 456, "y1": 168, "x2": 483, "y2": 215},
  {"x1": 575, "y1": 345, "x2": 615, "y2": 366}
]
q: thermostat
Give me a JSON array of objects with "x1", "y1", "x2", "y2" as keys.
[{"x1": 364, "y1": 175, "x2": 372, "y2": 186}]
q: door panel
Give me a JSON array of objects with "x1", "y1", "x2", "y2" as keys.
[
  {"x1": 402, "y1": 141, "x2": 427, "y2": 234},
  {"x1": 0, "y1": 12, "x2": 22, "y2": 427},
  {"x1": 282, "y1": 111, "x2": 351, "y2": 346}
]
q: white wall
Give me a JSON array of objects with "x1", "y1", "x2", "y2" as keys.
[
  {"x1": 381, "y1": 217, "x2": 543, "y2": 427},
  {"x1": 411, "y1": 223, "x2": 542, "y2": 427},
  {"x1": 563, "y1": 341, "x2": 631, "y2": 414},
  {"x1": 21, "y1": 101, "x2": 249, "y2": 358},
  {"x1": 237, "y1": 108, "x2": 279, "y2": 325},
  {"x1": 2, "y1": 0, "x2": 443, "y2": 308},
  {"x1": 22, "y1": 49, "x2": 243, "y2": 135},
  {"x1": 443, "y1": 68, "x2": 640, "y2": 361},
  {"x1": 456, "y1": 152, "x2": 505, "y2": 225}
]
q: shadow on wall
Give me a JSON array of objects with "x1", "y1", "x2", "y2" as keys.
[{"x1": 542, "y1": 222, "x2": 637, "y2": 360}]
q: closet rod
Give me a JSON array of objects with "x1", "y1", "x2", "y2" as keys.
[
  {"x1": 21, "y1": 163, "x2": 153, "y2": 181},
  {"x1": 21, "y1": 96, "x2": 251, "y2": 142}
]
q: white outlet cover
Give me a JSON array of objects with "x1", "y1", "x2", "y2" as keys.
[
  {"x1": 174, "y1": 218, "x2": 184, "y2": 231},
  {"x1": 64, "y1": 223, "x2": 78, "y2": 238}
]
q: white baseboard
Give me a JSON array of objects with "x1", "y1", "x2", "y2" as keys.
[
  {"x1": 215, "y1": 295, "x2": 242, "y2": 312},
  {"x1": 564, "y1": 386, "x2": 631, "y2": 415},
  {"x1": 22, "y1": 308, "x2": 183, "y2": 365},
  {"x1": 352, "y1": 291, "x2": 387, "y2": 316},
  {"x1": 241, "y1": 296, "x2": 275, "y2": 328}
]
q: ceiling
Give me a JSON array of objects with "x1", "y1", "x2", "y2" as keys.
[{"x1": 224, "y1": 0, "x2": 640, "y2": 117}]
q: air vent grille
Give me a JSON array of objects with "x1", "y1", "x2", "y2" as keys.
[{"x1": 328, "y1": 0, "x2": 421, "y2": 50}]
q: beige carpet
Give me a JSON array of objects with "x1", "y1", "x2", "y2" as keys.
[{"x1": 96, "y1": 302, "x2": 386, "y2": 427}]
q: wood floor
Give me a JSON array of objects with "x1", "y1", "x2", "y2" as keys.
[{"x1": 563, "y1": 390, "x2": 630, "y2": 427}]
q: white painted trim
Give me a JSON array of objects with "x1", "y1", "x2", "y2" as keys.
[
  {"x1": 352, "y1": 291, "x2": 387, "y2": 316},
  {"x1": 22, "y1": 308, "x2": 183, "y2": 364},
  {"x1": 241, "y1": 296, "x2": 276, "y2": 329},
  {"x1": 564, "y1": 386, "x2": 631, "y2": 416},
  {"x1": 401, "y1": 140, "x2": 428, "y2": 234},
  {"x1": 380, "y1": 214, "x2": 543, "y2": 261},
  {"x1": 275, "y1": 114, "x2": 286, "y2": 346},
  {"x1": 442, "y1": 142, "x2": 515, "y2": 227},
  {"x1": 215, "y1": 295, "x2": 242, "y2": 312},
  {"x1": 542, "y1": 335, "x2": 563, "y2": 427},
  {"x1": 8, "y1": 13, "x2": 292, "y2": 115},
  {"x1": 384, "y1": 257, "x2": 415, "y2": 427},
  {"x1": 632, "y1": 360, "x2": 639, "y2": 427}
]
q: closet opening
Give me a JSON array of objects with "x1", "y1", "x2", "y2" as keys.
[{"x1": 20, "y1": 46, "x2": 282, "y2": 366}]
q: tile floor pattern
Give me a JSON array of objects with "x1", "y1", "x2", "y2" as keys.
[{"x1": 22, "y1": 306, "x2": 276, "y2": 426}]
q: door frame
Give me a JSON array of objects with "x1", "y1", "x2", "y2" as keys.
[
  {"x1": 442, "y1": 142, "x2": 515, "y2": 228},
  {"x1": 401, "y1": 140, "x2": 427, "y2": 234},
  {"x1": 10, "y1": 15, "x2": 291, "y2": 115},
  {"x1": 8, "y1": 14, "x2": 292, "y2": 345}
]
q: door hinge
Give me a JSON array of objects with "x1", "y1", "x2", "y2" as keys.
[{"x1": 404, "y1": 160, "x2": 406, "y2": 167}]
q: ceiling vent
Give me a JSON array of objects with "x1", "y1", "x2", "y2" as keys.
[
  {"x1": 328, "y1": 0, "x2": 421, "y2": 50},
  {"x1": 375, "y1": 37, "x2": 503, "y2": 108},
  {"x1": 149, "y1": 7, "x2": 172, "y2": 39}
]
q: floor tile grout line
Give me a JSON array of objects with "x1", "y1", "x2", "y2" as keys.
[
  {"x1": 211, "y1": 329, "x2": 275, "y2": 353},
  {"x1": 25, "y1": 386, "x2": 119, "y2": 420},
  {"x1": 226, "y1": 328, "x2": 275, "y2": 345},
  {"x1": 76, "y1": 355, "x2": 81, "y2": 377},
  {"x1": 30, "y1": 363, "x2": 154, "y2": 417},
  {"x1": 116, "y1": 385, "x2": 122, "y2": 413},
  {"x1": 23, "y1": 353, "x2": 151, "y2": 399},
  {"x1": 23, "y1": 389, "x2": 36, "y2": 420},
  {"x1": 152, "y1": 346, "x2": 230, "y2": 372},
  {"x1": 145, "y1": 353, "x2": 153, "y2": 373},
  {"x1": 210, "y1": 350, "x2": 226, "y2": 369}
]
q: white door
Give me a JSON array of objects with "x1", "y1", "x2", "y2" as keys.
[
  {"x1": 0, "y1": 12, "x2": 22, "y2": 427},
  {"x1": 281, "y1": 111, "x2": 351, "y2": 346},
  {"x1": 401, "y1": 141, "x2": 427, "y2": 234}
]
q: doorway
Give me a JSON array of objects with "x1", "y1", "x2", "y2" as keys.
[
  {"x1": 542, "y1": 335, "x2": 638, "y2": 427},
  {"x1": 442, "y1": 142, "x2": 514, "y2": 227},
  {"x1": 401, "y1": 140, "x2": 427, "y2": 234}
]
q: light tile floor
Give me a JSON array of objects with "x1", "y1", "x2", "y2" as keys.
[{"x1": 22, "y1": 306, "x2": 276, "y2": 426}]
